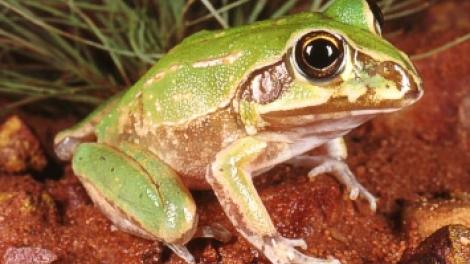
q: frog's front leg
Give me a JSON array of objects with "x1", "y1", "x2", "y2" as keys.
[
  {"x1": 72, "y1": 142, "x2": 197, "y2": 263},
  {"x1": 207, "y1": 137, "x2": 340, "y2": 264},
  {"x1": 288, "y1": 138, "x2": 377, "y2": 211}
]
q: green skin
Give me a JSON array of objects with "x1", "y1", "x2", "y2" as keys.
[{"x1": 54, "y1": 0, "x2": 422, "y2": 263}]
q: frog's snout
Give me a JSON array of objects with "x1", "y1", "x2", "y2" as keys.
[
  {"x1": 358, "y1": 56, "x2": 423, "y2": 108},
  {"x1": 394, "y1": 62, "x2": 423, "y2": 107}
]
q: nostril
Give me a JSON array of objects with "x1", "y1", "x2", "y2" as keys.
[
  {"x1": 404, "y1": 71, "x2": 423, "y2": 102},
  {"x1": 403, "y1": 84, "x2": 424, "y2": 106},
  {"x1": 404, "y1": 89, "x2": 422, "y2": 100}
]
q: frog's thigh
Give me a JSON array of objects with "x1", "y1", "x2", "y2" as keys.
[
  {"x1": 72, "y1": 143, "x2": 197, "y2": 263},
  {"x1": 207, "y1": 137, "x2": 340, "y2": 264},
  {"x1": 54, "y1": 92, "x2": 123, "y2": 161}
]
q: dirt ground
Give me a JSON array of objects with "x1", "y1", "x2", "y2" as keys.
[{"x1": 0, "y1": 0, "x2": 469, "y2": 263}]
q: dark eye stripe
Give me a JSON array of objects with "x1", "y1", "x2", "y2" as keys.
[{"x1": 366, "y1": 0, "x2": 384, "y2": 29}]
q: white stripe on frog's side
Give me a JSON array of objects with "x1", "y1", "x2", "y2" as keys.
[
  {"x1": 192, "y1": 51, "x2": 243, "y2": 68},
  {"x1": 144, "y1": 65, "x2": 183, "y2": 88}
]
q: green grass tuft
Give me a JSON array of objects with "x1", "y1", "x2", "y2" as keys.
[{"x1": 0, "y1": 0, "x2": 432, "y2": 116}]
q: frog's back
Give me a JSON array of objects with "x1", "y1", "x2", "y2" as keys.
[{"x1": 103, "y1": 14, "x2": 331, "y2": 131}]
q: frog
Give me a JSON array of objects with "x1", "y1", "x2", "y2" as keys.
[{"x1": 54, "y1": 0, "x2": 422, "y2": 263}]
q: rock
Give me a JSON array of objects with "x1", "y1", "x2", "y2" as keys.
[
  {"x1": 0, "y1": 191, "x2": 59, "y2": 241},
  {"x1": 403, "y1": 194, "x2": 470, "y2": 246},
  {"x1": 3, "y1": 247, "x2": 58, "y2": 264},
  {"x1": 400, "y1": 225, "x2": 470, "y2": 264},
  {"x1": 0, "y1": 116, "x2": 47, "y2": 174}
]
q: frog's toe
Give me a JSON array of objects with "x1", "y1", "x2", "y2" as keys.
[
  {"x1": 264, "y1": 236, "x2": 340, "y2": 264},
  {"x1": 289, "y1": 251, "x2": 341, "y2": 264},
  {"x1": 308, "y1": 159, "x2": 377, "y2": 212},
  {"x1": 278, "y1": 236, "x2": 307, "y2": 250},
  {"x1": 359, "y1": 186, "x2": 377, "y2": 212},
  {"x1": 197, "y1": 223, "x2": 232, "y2": 243},
  {"x1": 54, "y1": 136, "x2": 83, "y2": 161},
  {"x1": 167, "y1": 244, "x2": 196, "y2": 264},
  {"x1": 347, "y1": 183, "x2": 377, "y2": 211}
]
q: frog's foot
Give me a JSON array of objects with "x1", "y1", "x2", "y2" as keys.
[
  {"x1": 261, "y1": 235, "x2": 340, "y2": 264},
  {"x1": 55, "y1": 131, "x2": 94, "y2": 161},
  {"x1": 308, "y1": 158, "x2": 377, "y2": 211},
  {"x1": 196, "y1": 223, "x2": 232, "y2": 243},
  {"x1": 167, "y1": 244, "x2": 196, "y2": 264}
]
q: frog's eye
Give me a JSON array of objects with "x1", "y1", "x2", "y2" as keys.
[
  {"x1": 366, "y1": 0, "x2": 384, "y2": 35},
  {"x1": 294, "y1": 31, "x2": 345, "y2": 80}
]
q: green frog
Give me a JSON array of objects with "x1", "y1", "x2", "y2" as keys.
[{"x1": 54, "y1": 0, "x2": 422, "y2": 263}]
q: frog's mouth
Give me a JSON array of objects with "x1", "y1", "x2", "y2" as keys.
[
  {"x1": 260, "y1": 107, "x2": 392, "y2": 129},
  {"x1": 260, "y1": 90, "x2": 421, "y2": 130}
]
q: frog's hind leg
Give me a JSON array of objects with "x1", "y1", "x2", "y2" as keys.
[
  {"x1": 54, "y1": 91, "x2": 123, "y2": 161},
  {"x1": 287, "y1": 137, "x2": 377, "y2": 211},
  {"x1": 72, "y1": 142, "x2": 198, "y2": 263}
]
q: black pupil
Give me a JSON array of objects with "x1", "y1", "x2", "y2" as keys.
[{"x1": 303, "y1": 38, "x2": 339, "y2": 69}]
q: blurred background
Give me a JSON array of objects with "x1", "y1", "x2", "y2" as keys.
[{"x1": 0, "y1": 1, "x2": 468, "y2": 264}]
